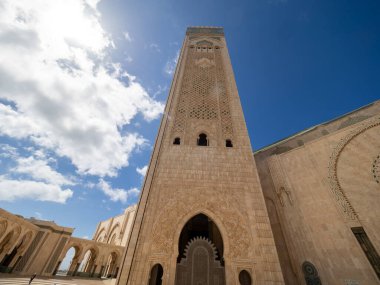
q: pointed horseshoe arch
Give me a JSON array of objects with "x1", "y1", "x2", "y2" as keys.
[
  {"x1": 173, "y1": 210, "x2": 230, "y2": 257},
  {"x1": 174, "y1": 213, "x2": 226, "y2": 285}
]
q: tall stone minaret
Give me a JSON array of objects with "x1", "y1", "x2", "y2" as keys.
[{"x1": 117, "y1": 27, "x2": 284, "y2": 285}]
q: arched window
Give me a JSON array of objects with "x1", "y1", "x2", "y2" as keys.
[
  {"x1": 197, "y1": 133, "x2": 208, "y2": 146},
  {"x1": 103, "y1": 252, "x2": 118, "y2": 278},
  {"x1": 109, "y1": 233, "x2": 117, "y2": 245},
  {"x1": 148, "y1": 263, "x2": 163, "y2": 285},
  {"x1": 173, "y1": 137, "x2": 181, "y2": 145},
  {"x1": 239, "y1": 270, "x2": 252, "y2": 285},
  {"x1": 226, "y1": 139, "x2": 233, "y2": 147}
]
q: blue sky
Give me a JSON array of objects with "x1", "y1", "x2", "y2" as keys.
[{"x1": 0, "y1": 0, "x2": 379, "y2": 239}]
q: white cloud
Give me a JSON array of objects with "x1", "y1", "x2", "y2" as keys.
[
  {"x1": 152, "y1": 84, "x2": 168, "y2": 99},
  {"x1": 149, "y1": 43, "x2": 161, "y2": 52},
  {"x1": 136, "y1": 165, "x2": 148, "y2": 177},
  {"x1": 13, "y1": 156, "x2": 74, "y2": 186},
  {"x1": 34, "y1": 211, "x2": 43, "y2": 219},
  {"x1": 0, "y1": 144, "x2": 73, "y2": 203},
  {"x1": 0, "y1": 178, "x2": 73, "y2": 203},
  {"x1": 0, "y1": 0, "x2": 164, "y2": 177},
  {"x1": 123, "y1": 31, "x2": 132, "y2": 42},
  {"x1": 97, "y1": 179, "x2": 139, "y2": 203},
  {"x1": 164, "y1": 50, "x2": 180, "y2": 75},
  {"x1": 0, "y1": 144, "x2": 18, "y2": 159},
  {"x1": 125, "y1": 55, "x2": 133, "y2": 62}
]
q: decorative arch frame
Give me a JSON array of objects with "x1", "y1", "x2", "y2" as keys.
[
  {"x1": 328, "y1": 115, "x2": 380, "y2": 220},
  {"x1": 107, "y1": 223, "x2": 120, "y2": 244},
  {"x1": 192, "y1": 125, "x2": 214, "y2": 146},
  {"x1": 188, "y1": 36, "x2": 224, "y2": 49},
  {"x1": 80, "y1": 245, "x2": 99, "y2": 261},
  {"x1": 61, "y1": 243, "x2": 83, "y2": 262},
  {"x1": 172, "y1": 209, "x2": 230, "y2": 258},
  {"x1": 95, "y1": 227, "x2": 106, "y2": 242}
]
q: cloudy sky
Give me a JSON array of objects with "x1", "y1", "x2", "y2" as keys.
[{"x1": 0, "y1": 0, "x2": 379, "y2": 239}]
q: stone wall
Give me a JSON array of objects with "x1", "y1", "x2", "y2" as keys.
[{"x1": 255, "y1": 101, "x2": 380, "y2": 285}]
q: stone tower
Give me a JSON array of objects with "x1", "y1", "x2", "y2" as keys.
[{"x1": 117, "y1": 27, "x2": 284, "y2": 285}]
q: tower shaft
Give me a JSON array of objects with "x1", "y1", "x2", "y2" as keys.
[{"x1": 117, "y1": 27, "x2": 284, "y2": 285}]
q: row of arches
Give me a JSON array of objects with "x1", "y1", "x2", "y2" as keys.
[
  {"x1": 0, "y1": 219, "x2": 35, "y2": 273},
  {"x1": 173, "y1": 133, "x2": 233, "y2": 147},
  {"x1": 95, "y1": 224, "x2": 120, "y2": 245},
  {"x1": 55, "y1": 245, "x2": 120, "y2": 278}
]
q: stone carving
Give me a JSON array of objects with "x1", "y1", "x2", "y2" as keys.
[
  {"x1": 151, "y1": 187, "x2": 252, "y2": 258},
  {"x1": 328, "y1": 116, "x2": 380, "y2": 220},
  {"x1": 372, "y1": 154, "x2": 380, "y2": 184},
  {"x1": 172, "y1": 39, "x2": 233, "y2": 142},
  {"x1": 195, "y1": 57, "x2": 215, "y2": 68},
  {"x1": 175, "y1": 237, "x2": 225, "y2": 285}
]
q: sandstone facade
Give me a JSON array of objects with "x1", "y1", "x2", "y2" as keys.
[{"x1": 255, "y1": 100, "x2": 380, "y2": 285}]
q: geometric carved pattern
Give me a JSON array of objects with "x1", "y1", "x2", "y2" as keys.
[
  {"x1": 172, "y1": 40, "x2": 233, "y2": 141},
  {"x1": 151, "y1": 187, "x2": 252, "y2": 259},
  {"x1": 328, "y1": 116, "x2": 380, "y2": 220},
  {"x1": 188, "y1": 51, "x2": 218, "y2": 120},
  {"x1": 215, "y1": 49, "x2": 233, "y2": 139},
  {"x1": 372, "y1": 154, "x2": 380, "y2": 184}
]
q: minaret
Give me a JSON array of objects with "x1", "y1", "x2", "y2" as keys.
[{"x1": 117, "y1": 27, "x2": 284, "y2": 285}]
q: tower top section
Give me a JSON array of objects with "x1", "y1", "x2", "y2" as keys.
[{"x1": 186, "y1": 26, "x2": 224, "y2": 36}]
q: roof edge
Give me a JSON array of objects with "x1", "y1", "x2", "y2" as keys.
[{"x1": 254, "y1": 100, "x2": 380, "y2": 154}]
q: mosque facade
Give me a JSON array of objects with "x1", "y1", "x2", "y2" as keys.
[{"x1": 0, "y1": 27, "x2": 379, "y2": 285}]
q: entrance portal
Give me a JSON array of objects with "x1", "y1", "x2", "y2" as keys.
[{"x1": 175, "y1": 214, "x2": 225, "y2": 285}]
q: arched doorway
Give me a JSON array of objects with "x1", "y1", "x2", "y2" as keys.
[
  {"x1": 175, "y1": 214, "x2": 225, "y2": 285},
  {"x1": 103, "y1": 252, "x2": 118, "y2": 278},
  {"x1": 0, "y1": 231, "x2": 14, "y2": 257},
  {"x1": 55, "y1": 246, "x2": 80, "y2": 276},
  {"x1": 239, "y1": 270, "x2": 252, "y2": 285},
  {"x1": 0, "y1": 226, "x2": 20, "y2": 268},
  {"x1": 0, "y1": 231, "x2": 32, "y2": 270},
  {"x1": 78, "y1": 248, "x2": 97, "y2": 277},
  {"x1": 148, "y1": 263, "x2": 163, "y2": 285}
]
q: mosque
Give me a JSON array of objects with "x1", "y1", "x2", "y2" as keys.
[{"x1": 0, "y1": 27, "x2": 379, "y2": 285}]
